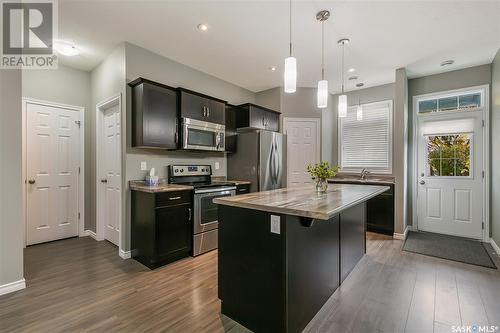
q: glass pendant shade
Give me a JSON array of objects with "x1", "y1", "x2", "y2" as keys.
[
  {"x1": 284, "y1": 57, "x2": 297, "y2": 93},
  {"x1": 357, "y1": 104, "x2": 363, "y2": 120},
  {"x1": 317, "y1": 80, "x2": 328, "y2": 108},
  {"x1": 338, "y1": 94, "x2": 347, "y2": 117}
]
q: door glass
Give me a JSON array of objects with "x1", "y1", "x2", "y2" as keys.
[
  {"x1": 187, "y1": 128, "x2": 215, "y2": 147},
  {"x1": 437, "y1": 96, "x2": 458, "y2": 112},
  {"x1": 419, "y1": 99, "x2": 437, "y2": 113},
  {"x1": 426, "y1": 134, "x2": 471, "y2": 177},
  {"x1": 200, "y1": 193, "x2": 232, "y2": 224},
  {"x1": 459, "y1": 93, "x2": 481, "y2": 109}
]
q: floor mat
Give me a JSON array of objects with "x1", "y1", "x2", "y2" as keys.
[{"x1": 403, "y1": 231, "x2": 497, "y2": 269}]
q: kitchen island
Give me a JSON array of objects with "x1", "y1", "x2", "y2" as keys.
[{"x1": 214, "y1": 184, "x2": 389, "y2": 333}]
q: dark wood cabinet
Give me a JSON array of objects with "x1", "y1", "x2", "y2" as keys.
[
  {"x1": 340, "y1": 203, "x2": 366, "y2": 282},
  {"x1": 225, "y1": 104, "x2": 237, "y2": 153},
  {"x1": 129, "y1": 78, "x2": 178, "y2": 149},
  {"x1": 131, "y1": 190, "x2": 192, "y2": 269},
  {"x1": 366, "y1": 184, "x2": 394, "y2": 235},
  {"x1": 235, "y1": 184, "x2": 250, "y2": 195},
  {"x1": 234, "y1": 103, "x2": 280, "y2": 132},
  {"x1": 179, "y1": 88, "x2": 226, "y2": 125}
]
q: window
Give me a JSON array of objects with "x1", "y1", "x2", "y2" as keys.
[
  {"x1": 418, "y1": 91, "x2": 482, "y2": 114},
  {"x1": 339, "y1": 100, "x2": 393, "y2": 173},
  {"x1": 426, "y1": 134, "x2": 471, "y2": 177}
]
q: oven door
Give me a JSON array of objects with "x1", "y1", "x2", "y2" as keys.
[
  {"x1": 194, "y1": 188, "x2": 235, "y2": 234},
  {"x1": 182, "y1": 118, "x2": 225, "y2": 151}
]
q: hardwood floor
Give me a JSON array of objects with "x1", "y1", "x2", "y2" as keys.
[{"x1": 0, "y1": 233, "x2": 499, "y2": 333}]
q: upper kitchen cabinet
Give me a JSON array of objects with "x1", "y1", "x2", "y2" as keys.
[
  {"x1": 234, "y1": 103, "x2": 280, "y2": 132},
  {"x1": 178, "y1": 88, "x2": 226, "y2": 125},
  {"x1": 129, "y1": 78, "x2": 178, "y2": 149}
]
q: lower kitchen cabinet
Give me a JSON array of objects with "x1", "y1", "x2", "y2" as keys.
[
  {"x1": 235, "y1": 184, "x2": 251, "y2": 195},
  {"x1": 131, "y1": 190, "x2": 192, "y2": 269}
]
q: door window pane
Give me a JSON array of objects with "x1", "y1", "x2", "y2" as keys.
[
  {"x1": 426, "y1": 134, "x2": 471, "y2": 177},
  {"x1": 437, "y1": 97, "x2": 458, "y2": 112},
  {"x1": 459, "y1": 93, "x2": 481, "y2": 109},
  {"x1": 419, "y1": 99, "x2": 437, "y2": 113}
]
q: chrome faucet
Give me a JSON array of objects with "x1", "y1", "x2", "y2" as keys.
[{"x1": 360, "y1": 168, "x2": 370, "y2": 180}]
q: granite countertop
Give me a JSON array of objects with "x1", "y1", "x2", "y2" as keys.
[
  {"x1": 129, "y1": 180, "x2": 193, "y2": 193},
  {"x1": 213, "y1": 183, "x2": 389, "y2": 220},
  {"x1": 212, "y1": 177, "x2": 252, "y2": 185},
  {"x1": 328, "y1": 175, "x2": 395, "y2": 185}
]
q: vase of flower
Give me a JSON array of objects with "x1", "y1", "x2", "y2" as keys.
[{"x1": 306, "y1": 162, "x2": 339, "y2": 194}]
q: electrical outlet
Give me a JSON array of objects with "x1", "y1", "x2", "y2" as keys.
[
  {"x1": 215, "y1": 162, "x2": 220, "y2": 170},
  {"x1": 270, "y1": 215, "x2": 280, "y2": 234},
  {"x1": 140, "y1": 161, "x2": 147, "y2": 171}
]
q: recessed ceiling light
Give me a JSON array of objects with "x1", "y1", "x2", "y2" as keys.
[
  {"x1": 197, "y1": 24, "x2": 209, "y2": 32},
  {"x1": 440, "y1": 60, "x2": 454, "y2": 66},
  {"x1": 269, "y1": 66, "x2": 277, "y2": 71},
  {"x1": 53, "y1": 41, "x2": 80, "y2": 56},
  {"x1": 348, "y1": 76, "x2": 358, "y2": 81},
  {"x1": 356, "y1": 83, "x2": 364, "y2": 88},
  {"x1": 348, "y1": 68, "x2": 356, "y2": 73}
]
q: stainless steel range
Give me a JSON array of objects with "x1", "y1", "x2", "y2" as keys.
[{"x1": 168, "y1": 165, "x2": 236, "y2": 256}]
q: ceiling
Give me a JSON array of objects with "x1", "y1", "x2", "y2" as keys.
[{"x1": 58, "y1": 0, "x2": 500, "y2": 93}]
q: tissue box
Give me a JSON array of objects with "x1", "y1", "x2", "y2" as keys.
[{"x1": 146, "y1": 176, "x2": 159, "y2": 187}]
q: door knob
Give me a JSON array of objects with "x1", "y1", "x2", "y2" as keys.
[
  {"x1": 101, "y1": 179, "x2": 108, "y2": 183},
  {"x1": 419, "y1": 180, "x2": 425, "y2": 185},
  {"x1": 28, "y1": 179, "x2": 35, "y2": 184}
]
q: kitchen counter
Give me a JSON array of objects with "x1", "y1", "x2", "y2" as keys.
[
  {"x1": 214, "y1": 183, "x2": 389, "y2": 220},
  {"x1": 211, "y1": 177, "x2": 252, "y2": 186},
  {"x1": 129, "y1": 180, "x2": 193, "y2": 193},
  {"x1": 328, "y1": 175, "x2": 395, "y2": 185},
  {"x1": 216, "y1": 184, "x2": 389, "y2": 333}
]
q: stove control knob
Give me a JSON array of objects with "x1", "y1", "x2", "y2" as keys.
[
  {"x1": 180, "y1": 169, "x2": 184, "y2": 173},
  {"x1": 175, "y1": 169, "x2": 178, "y2": 173}
]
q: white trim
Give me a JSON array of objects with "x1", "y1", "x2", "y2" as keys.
[
  {"x1": 95, "y1": 94, "x2": 123, "y2": 255},
  {"x1": 411, "y1": 84, "x2": 490, "y2": 242},
  {"x1": 82, "y1": 229, "x2": 98, "y2": 241},
  {"x1": 0, "y1": 279, "x2": 26, "y2": 296},
  {"x1": 490, "y1": 238, "x2": 500, "y2": 256},
  {"x1": 282, "y1": 117, "x2": 321, "y2": 188},
  {"x1": 337, "y1": 99, "x2": 393, "y2": 174},
  {"x1": 22, "y1": 98, "x2": 85, "y2": 246},
  {"x1": 119, "y1": 249, "x2": 131, "y2": 259},
  {"x1": 393, "y1": 226, "x2": 410, "y2": 240}
]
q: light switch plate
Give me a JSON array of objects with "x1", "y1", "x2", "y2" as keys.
[
  {"x1": 215, "y1": 162, "x2": 220, "y2": 170},
  {"x1": 140, "y1": 161, "x2": 147, "y2": 171},
  {"x1": 270, "y1": 215, "x2": 280, "y2": 234}
]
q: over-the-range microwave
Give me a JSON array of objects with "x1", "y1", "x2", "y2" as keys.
[{"x1": 181, "y1": 117, "x2": 225, "y2": 152}]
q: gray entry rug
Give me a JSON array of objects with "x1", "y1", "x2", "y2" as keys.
[{"x1": 403, "y1": 231, "x2": 497, "y2": 269}]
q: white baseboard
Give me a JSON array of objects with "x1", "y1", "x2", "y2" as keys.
[
  {"x1": 0, "y1": 279, "x2": 26, "y2": 296},
  {"x1": 119, "y1": 249, "x2": 131, "y2": 259},
  {"x1": 490, "y1": 238, "x2": 500, "y2": 256},
  {"x1": 82, "y1": 230, "x2": 98, "y2": 240},
  {"x1": 393, "y1": 226, "x2": 410, "y2": 240}
]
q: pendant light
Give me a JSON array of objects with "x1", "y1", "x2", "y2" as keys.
[
  {"x1": 316, "y1": 10, "x2": 330, "y2": 108},
  {"x1": 284, "y1": 0, "x2": 296, "y2": 93},
  {"x1": 337, "y1": 38, "x2": 350, "y2": 118},
  {"x1": 357, "y1": 97, "x2": 363, "y2": 121}
]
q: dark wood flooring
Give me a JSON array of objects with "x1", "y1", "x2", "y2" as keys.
[{"x1": 0, "y1": 233, "x2": 499, "y2": 332}]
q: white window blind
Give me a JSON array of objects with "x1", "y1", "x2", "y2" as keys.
[{"x1": 339, "y1": 100, "x2": 393, "y2": 173}]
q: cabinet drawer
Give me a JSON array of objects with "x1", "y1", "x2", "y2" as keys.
[
  {"x1": 236, "y1": 184, "x2": 251, "y2": 195},
  {"x1": 155, "y1": 190, "x2": 192, "y2": 207}
]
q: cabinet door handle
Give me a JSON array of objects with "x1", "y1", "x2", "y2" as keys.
[
  {"x1": 174, "y1": 131, "x2": 178, "y2": 143},
  {"x1": 202, "y1": 106, "x2": 206, "y2": 117},
  {"x1": 207, "y1": 107, "x2": 210, "y2": 118},
  {"x1": 188, "y1": 208, "x2": 192, "y2": 221},
  {"x1": 168, "y1": 196, "x2": 181, "y2": 200}
]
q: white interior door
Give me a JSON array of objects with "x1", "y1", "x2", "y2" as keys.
[
  {"x1": 101, "y1": 104, "x2": 121, "y2": 246},
  {"x1": 26, "y1": 102, "x2": 80, "y2": 245},
  {"x1": 416, "y1": 112, "x2": 483, "y2": 239},
  {"x1": 283, "y1": 118, "x2": 320, "y2": 188}
]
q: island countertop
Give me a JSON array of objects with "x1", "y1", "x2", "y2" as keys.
[{"x1": 213, "y1": 183, "x2": 389, "y2": 220}]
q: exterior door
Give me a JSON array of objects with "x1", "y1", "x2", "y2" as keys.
[
  {"x1": 101, "y1": 105, "x2": 121, "y2": 246},
  {"x1": 26, "y1": 102, "x2": 80, "y2": 245},
  {"x1": 283, "y1": 118, "x2": 320, "y2": 188},
  {"x1": 416, "y1": 112, "x2": 483, "y2": 239}
]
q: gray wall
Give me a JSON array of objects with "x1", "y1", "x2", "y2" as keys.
[
  {"x1": 0, "y1": 69, "x2": 24, "y2": 287},
  {"x1": 491, "y1": 49, "x2": 500, "y2": 245},
  {"x1": 22, "y1": 65, "x2": 92, "y2": 231},
  {"x1": 255, "y1": 87, "x2": 280, "y2": 112},
  {"x1": 407, "y1": 64, "x2": 492, "y2": 227}
]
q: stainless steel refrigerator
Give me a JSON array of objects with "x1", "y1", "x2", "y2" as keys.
[{"x1": 227, "y1": 130, "x2": 286, "y2": 192}]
